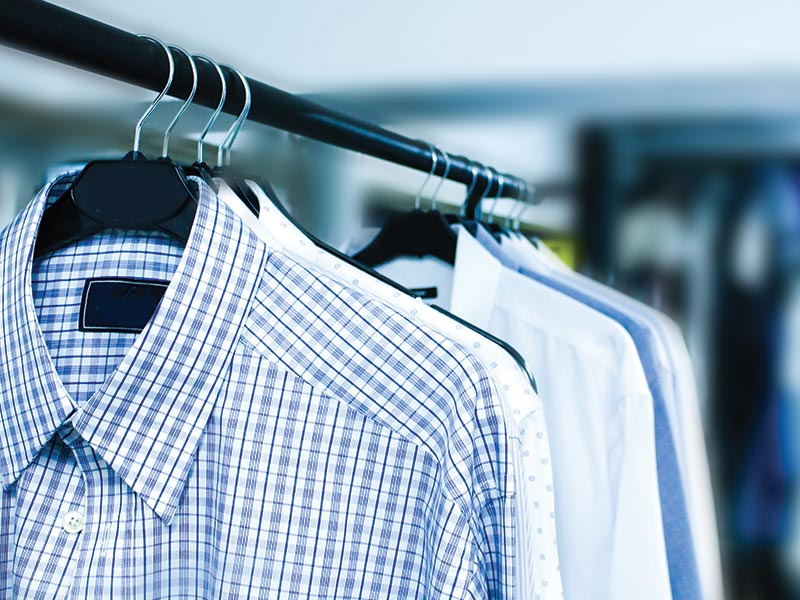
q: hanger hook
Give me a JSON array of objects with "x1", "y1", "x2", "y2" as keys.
[
  {"x1": 514, "y1": 182, "x2": 535, "y2": 231},
  {"x1": 414, "y1": 143, "x2": 438, "y2": 211},
  {"x1": 162, "y1": 45, "x2": 198, "y2": 158},
  {"x1": 218, "y1": 65, "x2": 251, "y2": 166},
  {"x1": 531, "y1": 182, "x2": 543, "y2": 206},
  {"x1": 429, "y1": 150, "x2": 452, "y2": 211},
  {"x1": 506, "y1": 181, "x2": 525, "y2": 228},
  {"x1": 194, "y1": 54, "x2": 227, "y2": 164},
  {"x1": 134, "y1": 35, "x2": 175, "y2": 154},
  {"x1": 486, "y1": 168, "x2": 503, "y2": 224}
]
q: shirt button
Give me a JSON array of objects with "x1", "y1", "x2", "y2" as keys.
[{"x1": 62, "y1": 511, "x2": 85, "y2": 534}]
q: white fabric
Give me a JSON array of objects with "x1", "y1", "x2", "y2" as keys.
[
  {"x1": 217, "y1": 181, "x2": 565, "y2": 600},
  {"x1": 513, "y1": 235, "x2": 724, "y2": 600},
  {"x1": 378, "y1": 257, "x2": 455, "y2": 308},
  {"x1": 340, "y1": 226, "x2": 380, "y2": 255},
  {"x1": 371, "y1": 225, "x2": 671, "y2": 600},
  {"x1": 523, "y1": 236, "x2": 572, "y2": 274},
  {"x1": 498, "y1": 234, "x2": 542, "y2": 270}
]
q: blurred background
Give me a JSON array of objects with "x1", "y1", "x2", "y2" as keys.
[{"x1": 2, "y1": 2, "x2": 800, "y2": 598}]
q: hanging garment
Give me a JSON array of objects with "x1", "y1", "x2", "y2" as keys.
[
  {"x1": 475, "y1": 227, "x2": 704, "y2": 600},
  {"x1": 215, "y1": 179, "x2": 565, "y2": 600},
  {"x1": 0, "y1": 174, "x2": 518, "y2": 599},
  {"x1": 506, "y1": 232, "x2": 723, "y2": 600},
  {"x1": 361, "y1": 225, "x2": 672, "y2": 600}
]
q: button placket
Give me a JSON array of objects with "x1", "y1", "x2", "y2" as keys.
[{"x1": 57, "y1": 427, "x2": 98, "y2": 598}]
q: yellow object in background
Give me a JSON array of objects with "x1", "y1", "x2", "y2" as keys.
[{"x1": 540, "y1": 237, "x2": 576, "y2": 269}]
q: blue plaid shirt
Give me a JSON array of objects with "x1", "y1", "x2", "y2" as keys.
[{"x1": 0, "y1": 176, "x2": 516, "y2": 598}]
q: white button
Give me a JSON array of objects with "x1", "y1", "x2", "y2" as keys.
[{"x1": 62, "y1": 511, "x2": 85, "y2": 534}]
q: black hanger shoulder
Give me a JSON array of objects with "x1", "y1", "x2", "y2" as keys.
[
  {"x1": 353, "y1": 209, "x2": 457, "y2": 268},
  {"x1": 34, "y1": 151, "x2": 197, "y2": 259}
]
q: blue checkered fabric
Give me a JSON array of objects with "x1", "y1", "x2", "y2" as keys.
[{"x1": 0, "y1": 175, "x2": 515, "y2": 598}]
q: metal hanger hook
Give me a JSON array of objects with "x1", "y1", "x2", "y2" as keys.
[
  {"x1": 162, "y1": 45, "x2": 198, "y2": 158},
  {"x1": 506, "y1": 181, "x2": 526, "y2": 228},
  {"x1": 218, "y1": 64, "x2": 251, "y2": 166},
  {"x1": 487, "y1": 168, "x2": 503, "y2": 224},
  {"x1": 414, "y1": 143, "x2": 438, "y2": 210},
  {"x1": 429, "y1": 150, "x2": 452, "y2": 211},
  {"x1": 194, "y1": 54, "x2": 226, "y2": 164},
  {"x1": 514, "y1": 183, "x2": 535, "y2": 231},
  {"x1": 133, "y1": 35, "x2": 175, "y2": 153},
  {"x1": 530, "y1": 182, "x2": 542, "y2": 206}
]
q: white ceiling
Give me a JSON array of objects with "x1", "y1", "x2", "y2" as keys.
[{"x1": 11, "y1": 0, "x2": 800, "y2": 94}]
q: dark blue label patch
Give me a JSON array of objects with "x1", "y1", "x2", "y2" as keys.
[
  {"x1": 80, "y1": 277, "x2": 169, "y2": 333},
  {"x1": 410, "y1": 286, "x2": 438, "y2": 300}
]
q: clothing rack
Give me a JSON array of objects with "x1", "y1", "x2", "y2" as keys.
[{"x1": 0, "y1": 0, "x2": 527, "y2": 216}]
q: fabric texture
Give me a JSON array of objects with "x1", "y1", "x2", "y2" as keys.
[
  {"x1": 0, "y1": 175, "x2": 516, "y2": 599},
  {"x1": 476, "y1": 226, "x2": 703, "y2": 600},
  {"x1": 221, "y1": 179, "x2": 564, "y2": 599},
  {"x1": 504, "y1": 231, "x2": 723, "y2": 600},
  {"x1": 367, "y1": 226, "x2": 672, "y2": 600}
]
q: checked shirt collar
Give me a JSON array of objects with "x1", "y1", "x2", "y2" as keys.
[{"x1": 0, "y1": 177, "x2": 267, "y2": 524}]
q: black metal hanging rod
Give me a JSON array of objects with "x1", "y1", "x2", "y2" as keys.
[{"x1": 0, "y1": 0, "x2": 528, "y2": 215}]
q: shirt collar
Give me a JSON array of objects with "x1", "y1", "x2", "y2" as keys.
[
  {"x1": 0, "y1": 176, "x2": 268, "y2": 525},
  {"x1": 450, "y1": 226, "x2": 504, "y2": 328}
]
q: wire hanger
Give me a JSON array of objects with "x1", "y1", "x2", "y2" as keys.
[
  {"x1": 428, "y1": 147, "x2": 452, "y2": 212},
  {"x1": 505, "y1": 181, "x2": 526, "y2": 232},
  {"x1": 33, "y1": 35, "x2": 199, "y2": 259},
  {"x1": 484, "y1": 169, "x2": 506, "y2": 238},
  {"x1": 183, "y1": 53, "x2": 226, "y2": 189},
  {"x1": 512, "y1": 182, "x2": 535, "y2": 236},
  {"x1": 196, "y1": 55, "x2": 226, "y2": 166},
  {"x1": 211, "y1": 64, "x2": 259, "y2": 216},
  {"x1": 353, "y1": 143, "x2": 458, "y2": 267},
  {"x1": 161, "y1": 45, "x2": 197, "y2": 160}
]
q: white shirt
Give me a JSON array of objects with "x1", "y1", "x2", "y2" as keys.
[
  {"x1": 372, "y1": 226, "x2": 672, "y2": 600},
  {"x1": 217, "y1": 181, "x2": 565, "y2": 600},
  {"x1": 511, "y1": 235, "x2": 723, "y2": 600}
]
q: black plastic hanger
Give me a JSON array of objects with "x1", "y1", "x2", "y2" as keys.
[
  {"x1": 353, "y1": 146, "x2": 458, "y2": 267},
  {"x1": 210, "y1": 64, "x2": 260, "y2": 217},
  {"x1": 34, "y1": 37, "x2": 198, "y2": 259},
  {"x1": 452, "y1": 162, "x2": 492, "y2": 238}
]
